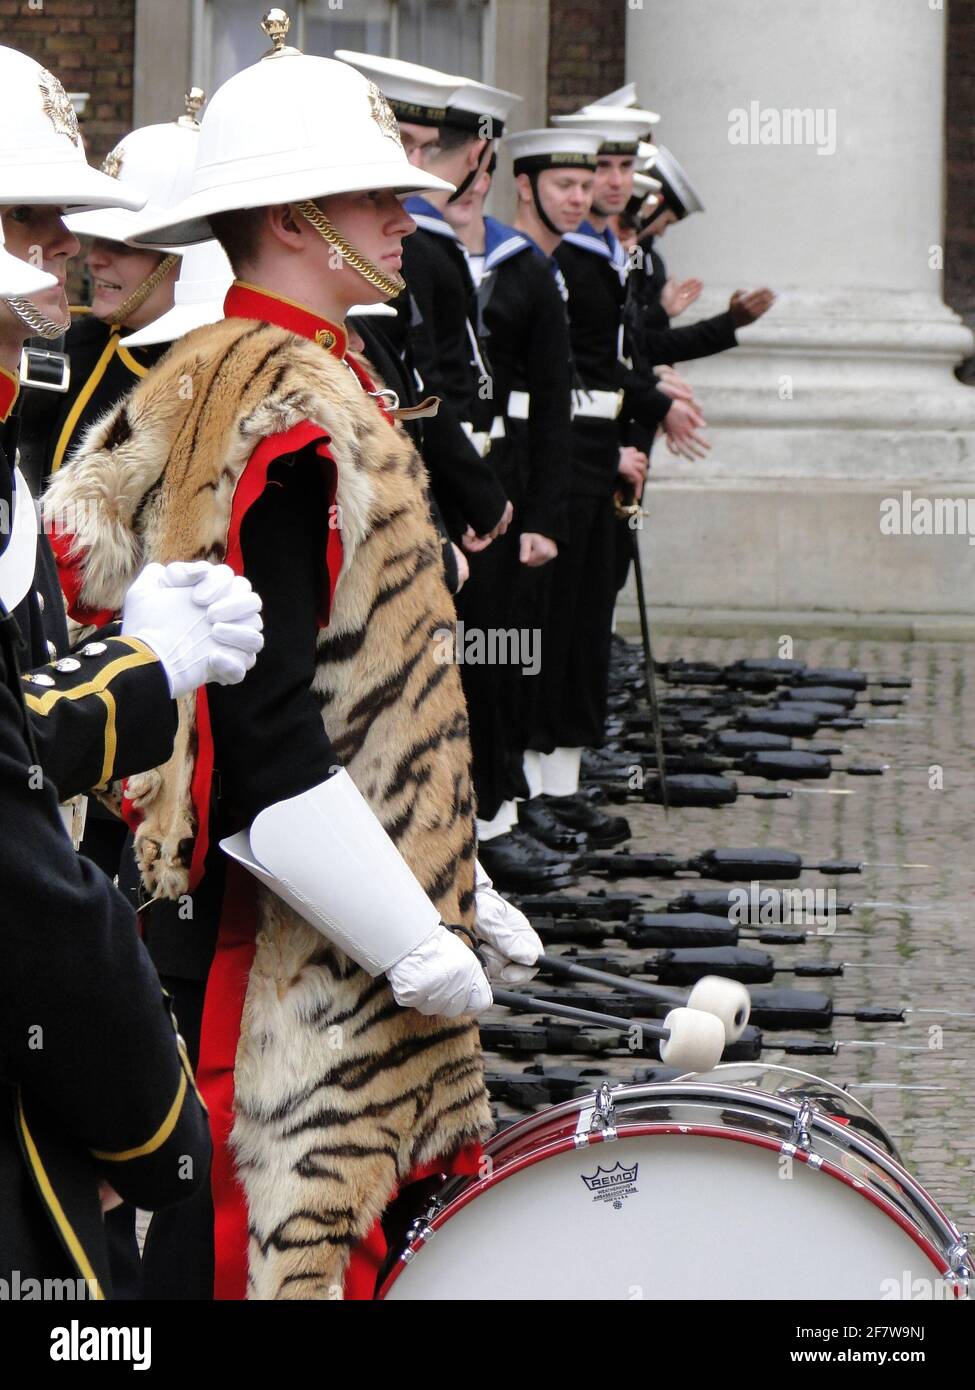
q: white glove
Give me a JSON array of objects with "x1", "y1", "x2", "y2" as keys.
[
  {"x1": 473, "y1": 859, "x2": 544, "y2": 984},
  {"x1": 121, "y1": 561, "x2": 264, "y2": 699},
  {"x1": 387, "y1": 925, "x2": 493, "y2": 1018}
]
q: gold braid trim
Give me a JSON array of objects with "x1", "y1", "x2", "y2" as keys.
[
  {"x1": 295, "y1": 201, "x2": 405, "y2": 299},
  {"x1": 109, "y1": 253, "x2": 180, "y2": 326}
]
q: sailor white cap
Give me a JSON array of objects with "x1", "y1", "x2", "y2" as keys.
[
  {"x1": 551, "y1": 108, "x2": 654, "y2": 155},
  {"x1": 502, "y1": 127, "x2": 604, "y2": 172},
  {"x1": 651, "y1": 145, "x2": 705, "y2": 218},
  {"x1": 336, "y1": 50, "x2": 519, "y2": 137},
  {"x1": 585, "y1": 82, "x2": 661, "y2": 128}
]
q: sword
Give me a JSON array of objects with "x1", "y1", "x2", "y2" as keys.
[{"x1": 616, "y1": 489, "x2": 668, "y2": 811}]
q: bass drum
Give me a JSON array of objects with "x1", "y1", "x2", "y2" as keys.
[{"x1": 380, "y1": 1065, "x2": 972, "y2": 1300}]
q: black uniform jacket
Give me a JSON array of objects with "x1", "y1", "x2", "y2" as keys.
[
  {"x1": 625, "y1": 242, "x2": 738, "y2": 371},
  {"x1": 351, "y1": 314, "x2": 459, "y2": 593},
  {"x1": 477, "y1": 227, "x2": 573, "y2": 544},
  {"x1": 17, "y1": 311, "x2": 168, "y2": 495},
  {"x1": 400, "y1": 211, "x2": 492, "y2": 426},
  {"x1": 0, "y1": 607, "x2": 209, "y2": 1298},
  {"x1": 555, "y1": 227, "x2": 672, "y2": 495},
  {"x1": 382, "y1": 292, "x2": 508, "y2": 540}
]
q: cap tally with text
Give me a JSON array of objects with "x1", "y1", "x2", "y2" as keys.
[
  {"x1": 336, "y1": 49, "x2": 519, "y2": 138},
  {"x1": 503, "y1": 127, "x2": 604, "y2": 176}
]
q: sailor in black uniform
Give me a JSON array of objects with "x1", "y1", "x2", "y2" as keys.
[{"x1": 522, "y1": 104, "x2": 667, "y2": 831}]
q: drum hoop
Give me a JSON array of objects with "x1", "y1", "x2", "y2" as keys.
[
  {"x1": 378, "y1": 1121, "x2": 957, "y2": 1301},
  {"x1": 490, "y1": 1081, "x2": 959, "y2": 1233}
]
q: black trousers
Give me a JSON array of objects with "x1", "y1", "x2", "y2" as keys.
[
  {"x1": 528, "y1": 489, "x2": 617, "y2": 752},
  {"x1": 457, "y1": 520, "x2": 521, "y2": 822},
  {"x1": 140, "y1": 975, "x2": 214, "y2": 1301}
]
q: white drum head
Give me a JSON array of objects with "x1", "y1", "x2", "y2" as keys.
[{"x1": 386, "y1": 1127, "x2": 948, "y2": 1300}]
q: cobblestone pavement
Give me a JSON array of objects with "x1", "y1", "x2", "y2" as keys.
[{"x1": 482, "y1": 634, "x2": 975, "y2": 1240}]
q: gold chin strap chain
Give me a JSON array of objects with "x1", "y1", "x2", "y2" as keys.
[
  {"x1": 108, "y1": 253, "x2": 180, "y2": 326},
  {"x1": 295, "y1": 200, "x2": 405, "y2": 300},
  {"x1": 4, "y1": 295, "x2": 70, "y2": 339}
]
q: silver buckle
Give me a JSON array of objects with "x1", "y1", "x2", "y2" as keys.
[{"x1": 19, "y1": 347, "x2": 70, "y2": 393}]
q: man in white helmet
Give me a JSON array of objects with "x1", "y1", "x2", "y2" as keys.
[
  {"x1": 17, "y1": 90, "x2": 206, "y2": 493},
  {"x1": 0, "y1": 49, "x2": 266, "y2": 1299},
  {"x1": 0, "y1": 43, "x2": 264, "y2": 763},
  {"x1": 46, "y1": 10, "x2": 541, "y2": 1301}
]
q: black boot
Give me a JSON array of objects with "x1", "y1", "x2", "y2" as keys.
[
  {"x1": 517, "y1": 799, "x2": 591, "y2": 852},
  {"x1": 540, "y1": 793, "x2": 631, "y2": 848},
  {"x1": 479, "y1": 830, "x2": 579, "y2": 892},
  {"x1": 581, "y1": 746, "x2": 639, "y2": 781}
]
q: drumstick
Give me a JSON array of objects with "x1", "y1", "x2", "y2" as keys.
[{"x1": 490, "y1": 988, "x2": 727, "y2": 1071}]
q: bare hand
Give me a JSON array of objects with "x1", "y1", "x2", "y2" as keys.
[
  {"x1": 462, "y1": 499, "x2": 514, "y2": 553},
  {"x1": 661, "y1": 277, "x2": 704, "y2": 318},
  {"x1": 729, "y1": 288, "x2": 776, "y2": 327},
  {"x1": 617, "y1": 446, "x2": 650, "y2": 499},
  {"x1": 662, "y1": 399, "x2": 711, "y2": 461},
  {"x1": 451, "y1": 543, "x2": 470, "y2": 591},
  {"x1": 655, "y1": 365, "x2": 698, "y2": 404},
  {"x1": 519, "y1": 533, "x2": 558, "y2": 567}
]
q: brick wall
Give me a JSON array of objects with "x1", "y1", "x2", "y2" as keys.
[
  {"x1": 946, "y1": 0, "x2": 975, "y2": 382},
  {"x1": 0, "y1": 0, "x2": 136, "y2": 297},
  {"x1": 0, "y1": 0, "x2": 135, "y2": 164},
  {"x1": 546, "y1": 0, "x2": 626, "y2": 114}
]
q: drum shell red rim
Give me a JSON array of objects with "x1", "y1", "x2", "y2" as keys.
[{"x1": 378, "y1": 1118, "x2": 958, "y2": 1301}]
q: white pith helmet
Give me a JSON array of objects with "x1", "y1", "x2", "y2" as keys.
[
  {"x1": 135, "y1": 10, "x2": 454, "y2": 250},
  {"x1": 0, "y1": 46, "x2": 146, "y2": 212},
  {"x1": 0, "y1": 217, "x2": 57, "y2": 298},
  {"x1": 67, "y1": 90, "x2": 206, "y2": 252},
  {"x1": 120, "y1": 239, "x2": 232, "y2": 347}
]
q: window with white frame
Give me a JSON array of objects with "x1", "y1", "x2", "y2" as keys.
[{"x1": 199, "y1": 0, "x2": 491, "y2": 95}]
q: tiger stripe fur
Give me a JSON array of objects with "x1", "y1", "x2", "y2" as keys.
[{"x1": 43, "y1": 317, "x2": 492, "y2": 1299}]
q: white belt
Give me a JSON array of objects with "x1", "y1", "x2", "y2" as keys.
[
  {"x1": 461, "y1": 416, "x2": 506, "y2": 456},
  {"x1": 507, "y1": 391, "x2": 531, "y2": 421},
  {"x1": 571, "y1": 388, "x2": 624, "y2": 420},
  {"x1": 59, "y1": 795, "x2": 88, "y2": 851}
]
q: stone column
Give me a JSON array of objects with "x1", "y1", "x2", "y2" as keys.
[{"x1": 623, "y1": 0, "x2": 975, "y2": 626}]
